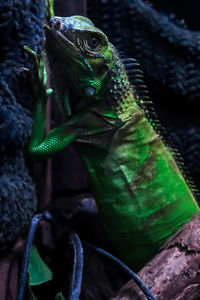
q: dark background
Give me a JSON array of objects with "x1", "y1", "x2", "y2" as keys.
[{"x1": 151, "y1": 0, "x2": 200, "y2": 30}]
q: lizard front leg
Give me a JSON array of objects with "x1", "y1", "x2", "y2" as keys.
[
  {"x1": 27, "y1": 123, "x2": 77, "y2": 162},
  {"x1": 24, "y1": 46, "x2": 77, "y2": 162}
]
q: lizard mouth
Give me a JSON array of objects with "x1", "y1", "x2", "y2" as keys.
[
  {"x1": 45, "y1": 25, "x2": 88, "y2": 116},
  {"x1": 45, "y1": 20, "x2": 96, "y2": 116},
  {"x1": 45, "y1": 20, "x2": 94, "y2": 75},
  {"x1": 44, "y1": 23, "x2": 78, "y2": 57},
  {"x1": 44, "y1": 24, "x2": 78, "y2": 114}
]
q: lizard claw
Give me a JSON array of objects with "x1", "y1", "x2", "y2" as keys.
[
  {"x1": 18, "y1": 67, "x2": 30, "y2": 73},
  {"x1": 46, "y1": 0, "x2": 55, "y2": 21},
  {"x1": 24, "y1": 45, "x2": 53, "y2": 101}
]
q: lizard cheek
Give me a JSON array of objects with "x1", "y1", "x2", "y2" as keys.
[{"x1": 84, "y1": 86, "x2": 96, "y2": 97}]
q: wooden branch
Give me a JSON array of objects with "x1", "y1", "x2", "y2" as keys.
[{"x1": 111, "y1": 212, "x2": 200, "y2": 300}]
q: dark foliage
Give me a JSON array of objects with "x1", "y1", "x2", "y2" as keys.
[
  {"x1": 0, "y1": 0, "x2": 45, "y2": 249},
  {"x1": 150, "y1": 0, "x2": 200, "y2": 31}
]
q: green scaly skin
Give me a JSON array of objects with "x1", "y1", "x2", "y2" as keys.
[{"x1": 27, "y1": 16, "x2": 199, "y2": 270}]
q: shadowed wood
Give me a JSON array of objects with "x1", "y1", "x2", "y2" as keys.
[
  {"x1": 0, "y1": 239, "x2": 24, "y2": 300},
  {"x1": 111, "y1": 212, "x2": 200, "y2": 300}
]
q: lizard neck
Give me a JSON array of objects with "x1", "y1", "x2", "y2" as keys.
[
  {"x1": 101, "y1": 45, "x2": 136, "y2": 121},
  {"x1": 103, "y1": 44, "x2": 140, "y2": 122}
]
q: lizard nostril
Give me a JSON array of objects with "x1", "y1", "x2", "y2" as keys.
[{"x1": 53, "y1": 19, "x2": 62, "y2": 30}]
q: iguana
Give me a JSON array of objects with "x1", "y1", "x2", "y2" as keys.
[
  {"x1": 88, "y1": 0, "x2": 200, "y2": 192},
  {"x1": 27, "y1": 16, "x2": 199, "y2": 270}
]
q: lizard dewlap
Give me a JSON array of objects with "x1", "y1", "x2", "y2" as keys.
[{"x1": 28, "y1": 16, "x2": 199, "y2": 270}]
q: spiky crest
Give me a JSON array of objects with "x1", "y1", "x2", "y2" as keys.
[{"x1": 122, "y1": 56, "x2": 200, "y2": 200}]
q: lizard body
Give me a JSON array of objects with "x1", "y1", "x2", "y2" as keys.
[
  {"x1": 88, "y1": 0, "x2": 200, "y2": 192},
  {"x1": 27, "y1": 16, "x2": 199, "y2": 269}
]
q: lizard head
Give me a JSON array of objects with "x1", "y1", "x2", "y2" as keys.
[{"x1": 45, "y1": 16, "x2": 115, "y2": 115}]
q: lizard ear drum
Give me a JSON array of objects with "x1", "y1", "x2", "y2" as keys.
[{"x1": 84, "y1": 86, "x2": 96, "y2": 96}]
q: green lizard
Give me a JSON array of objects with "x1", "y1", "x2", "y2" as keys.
[{"x1": 27, "y1": 16, "x2": 199, "y2": 270}]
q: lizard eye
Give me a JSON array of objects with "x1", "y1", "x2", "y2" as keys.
[{"x1": 85, "y1": 36, "x2": 100, "y2": 50}]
